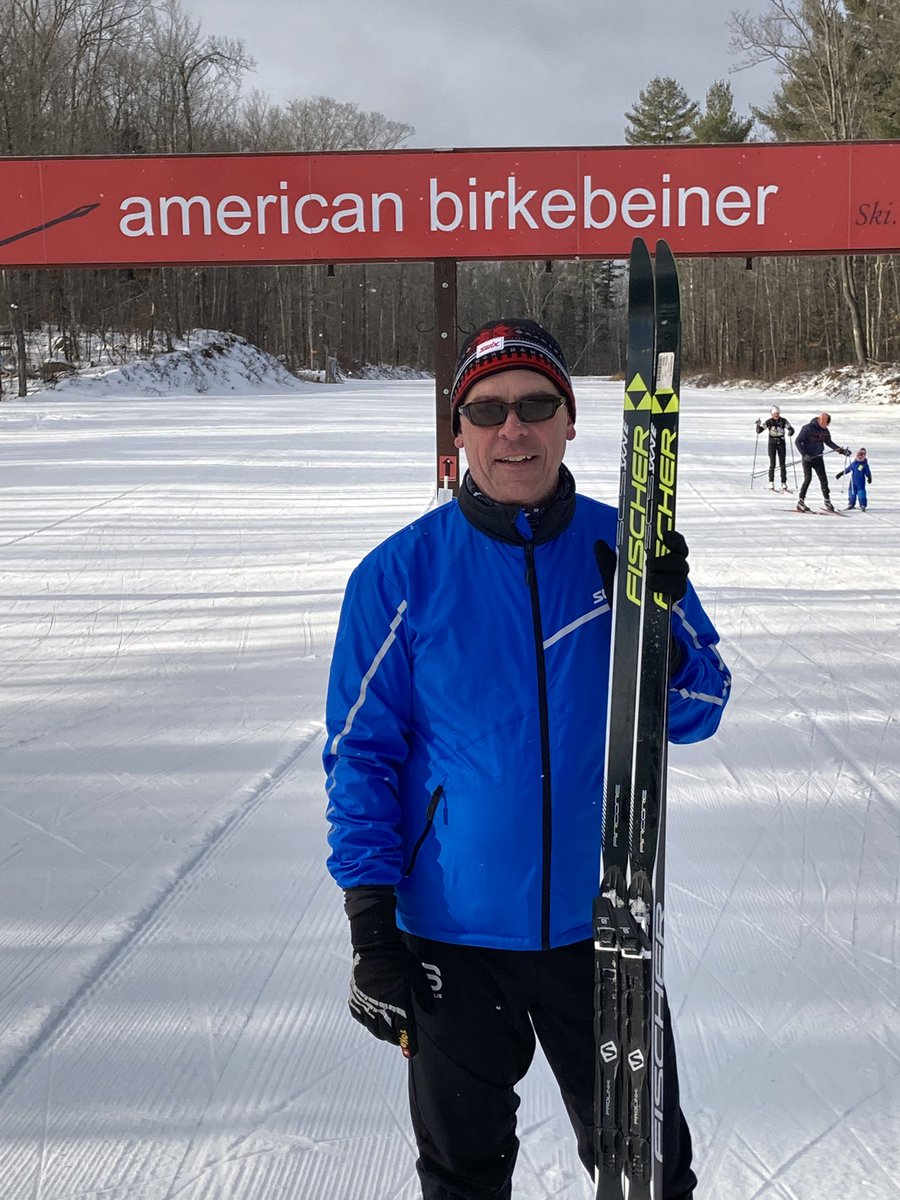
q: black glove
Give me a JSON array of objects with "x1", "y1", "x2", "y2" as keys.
[
  {"x1": 648, "y1": 528, "x2": 690, "y2": 601},
  {"x1": 835, "y1": 471, "x2": 844, "y2": 481},
  {"x1": 841, "y1": 447, "x2": 851, "y2": 457},
  {"x1": 596, "y1": 531, "x2": 689, "y2": 602},
  {"x1": 345, "y1": 887, "x2": 432, "y2": 1057},
  {"x1": 595, "y1": 536, "x2": 686, "y2": 675},
  {"x1": 755, "y1": 421, "x2": 763, "y2": 434}
]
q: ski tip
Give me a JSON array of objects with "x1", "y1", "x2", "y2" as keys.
[
  {"x1": 655, "y1": 239, "x2": 678, "y2": 272},
  {"x1": 629, "y1": 238, "x2": 653, "y2": 267}
]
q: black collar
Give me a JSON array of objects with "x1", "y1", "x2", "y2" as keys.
[{"x1": 457, "y1": 465, "x2": 577, "y2": 545}]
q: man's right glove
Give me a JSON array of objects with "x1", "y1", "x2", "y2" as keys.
[
  {"x1": 648, "y1": 528, "x2": 690, "y2": 601},
  {"x1": 344, "y1": 886, "x2": 432, "y2": 1058},
  {"x1": 595, "y1": 530, "x2": 690, "y2": 603},
  {"x1": 594, "y1": 536, "x2": 686, "y2": 676}
]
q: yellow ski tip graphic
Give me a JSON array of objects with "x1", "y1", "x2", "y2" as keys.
[
  {"x1": 651, "y1": 388, "x2": 680, "y2": 414},
  {"x1": 625, "y1": 372, "x2": 652, "y2": 410}
]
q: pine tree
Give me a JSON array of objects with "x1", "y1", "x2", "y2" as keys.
[
  {"x1": 844, "y1": 0, "x2": 900, "y2": 137},
  {"x1": 730, "y1": 0, "x2": 876, "y2": 365},
  {"x1": 624, "y1": 77, "x2": 699, "y2": 145},
  {"x1": 691, "y1": 81, "x2": 753, "y2": 143}
]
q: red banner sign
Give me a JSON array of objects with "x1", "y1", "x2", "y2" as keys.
[{"x1": 1, "y1": 142, "x2": 898, "y2": 267}]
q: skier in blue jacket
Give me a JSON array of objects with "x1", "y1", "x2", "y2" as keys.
[
  {"x1": 324, "y1": 318, "x2": 731, "y2": 1200},
  {"x1": 836, "y1": 447, "x2": 872, "y2": 510}
]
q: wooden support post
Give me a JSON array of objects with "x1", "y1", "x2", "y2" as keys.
[
  {"x1": 10, "y1": 303, "x2": 27, "y2": 397},
  {"x1": 433, "y1": 259, "x2": 459, "y2": 500}
]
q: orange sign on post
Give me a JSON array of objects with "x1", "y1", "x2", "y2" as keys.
[
  {"x1": 2, "y1": 141, "x2": 900, "y2": 269},
  {"x1": 438, "y1": 455, "x2": 458, "y2": 483}
]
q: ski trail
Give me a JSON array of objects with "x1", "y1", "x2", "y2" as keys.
[
  {"x1": 0, "y1": 723, "x2": 323, "y2": 1100},
  {"x1": 158, "y1": 875, "x2": 337, "y2": 1200},
  {"x1": 805, "y1": 706, "x2": 899, "y2": 821},
  {"x1": 745, "y1": 1073, "x2": 900, "y2": 1200},
  {"x1": 33, "y1": 1044, "x2": 54, "y2": 1200},
  {"x1": 2, "y1": 380, "x2": 897, "y2": 1200},
  {"x1": 0, "y1": 485, "x2": 147, "y2": 550},
  {"x1": 0, "y1": 802, "x2": 117, "y2": 869}
]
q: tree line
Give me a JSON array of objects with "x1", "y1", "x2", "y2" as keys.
[{"x1": 1, "y1": 0, "x2": 899, "y2": 383}]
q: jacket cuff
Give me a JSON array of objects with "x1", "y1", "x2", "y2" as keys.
[{"x1": 344, "y1": 886, "x2": 398, "y2": 946}]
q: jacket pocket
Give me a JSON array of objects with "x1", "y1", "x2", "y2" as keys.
[{"x1": 403, "y1": 785, "x2": 444, "y2": 877}]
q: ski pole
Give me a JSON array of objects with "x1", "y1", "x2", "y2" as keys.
[
  {"x1": 751, "y1": 427, "x2": 760, "y2": 489},
  {"x1": 788, "y1": 438, "x2": 799, "y2": 488},
  {"x1": 833, "y1": 457, "x2": 849, "y2": 500}
]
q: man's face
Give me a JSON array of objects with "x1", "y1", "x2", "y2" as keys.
[{"x1": 454, "y1": 368, "x2": 575, "y2": 507}]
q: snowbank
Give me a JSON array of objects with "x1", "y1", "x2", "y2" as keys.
[
  {"x1": 25, "y1": 327, "x2": 900, "y2": 406},
  {"x1": 687, "y1": 362, "x2": 900, "y2": 404},
  {"x1": 52, "y1": 331, "x2": 311, "y2": 397}
]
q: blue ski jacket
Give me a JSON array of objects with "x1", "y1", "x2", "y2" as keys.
[
  {"x1": 839, "y1": 458, "x2": 871, "y2": 492},
  {"x1": 324, "y1": 471, "x2": 731, "y2": 951}
]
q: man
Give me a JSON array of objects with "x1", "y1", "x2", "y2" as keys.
[
  {"x1": 324, "y1": 318, "x2": 732, "y2": 1200},
  {"x1": 795, "y1": 411, "x2": 851, "y2": 511},
  {"x1": 755, "y1": 405, "x2": 795, "y2": 491}
]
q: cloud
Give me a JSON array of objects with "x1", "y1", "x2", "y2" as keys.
[{"x1": 184, "y1": 0, "x2": 778, "y2": 147}]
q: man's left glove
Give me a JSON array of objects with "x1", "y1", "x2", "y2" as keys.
[
  {"x1": 345, "y1": 886, "x2": 432, "y2": 1058},
  {"x1": 648, "y1": 528, "x2": 690, "y2": 601}
]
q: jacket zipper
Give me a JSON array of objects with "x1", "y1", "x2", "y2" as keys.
[
  {"x1": 524, "y1": 541, "x2": 553, "y2": 950},
  {"x1": 403, "y1": 785, "x2": 443, "y2": 877}
]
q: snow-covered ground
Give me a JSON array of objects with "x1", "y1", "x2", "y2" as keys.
[{"x1": 1, "y1": 347, "x2": 898, "y2": 1199}]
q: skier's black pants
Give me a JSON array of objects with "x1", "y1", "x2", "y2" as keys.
[
  {"x1": 799, "y1": 455, "x2": 830, "y2": 503},
  {"x1": 404, "y1": 935, "x2": 696, "y2": 1200},
  {"x1": 767, "y1": 438, "x2": 787, "y2": 485}
]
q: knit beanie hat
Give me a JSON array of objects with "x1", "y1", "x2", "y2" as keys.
[{"x1": 450, "y1": 317, "x2": 575, "y2": 435}]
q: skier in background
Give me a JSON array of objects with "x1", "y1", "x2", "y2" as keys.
[
  {"x1": 795, "y1": 411, "x2": 851, "y2": 512},
  {"x1": 755, "y1": 405, "x2": 795, "y2": 491},
  {"x1": 323, "y1": 317, "x2": 732, "y2": 1200},
  {"x1": 836, "y1": 447, "x2": 873, "y2": 510}
]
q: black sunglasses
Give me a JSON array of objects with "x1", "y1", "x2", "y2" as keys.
[{"x1": 459, "y1": 396, "x2": 565, "y2": 427}]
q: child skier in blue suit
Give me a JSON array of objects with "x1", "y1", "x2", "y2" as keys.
[{"x1": 836, "y1": 448, "x2": 872, "y2": 510}]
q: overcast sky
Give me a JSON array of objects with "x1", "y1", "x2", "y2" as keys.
[{"x1": 181, "y1": 0, "x2": 781, "y2": 148}]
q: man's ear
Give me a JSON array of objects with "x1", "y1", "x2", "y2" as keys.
[{"x1": 454, "y1": 432, "x2": 464, "y2": 449}]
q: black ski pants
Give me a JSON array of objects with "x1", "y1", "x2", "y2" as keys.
[
  {"x1": 799, "y1": 455, "x2": 830, "y2": 503},
  {"x1": 404, "y1": 935, "x2": 696, "y2": 1200},
  {"x1": 767, "y1": 438, "x2": 788, "y2": 485}
]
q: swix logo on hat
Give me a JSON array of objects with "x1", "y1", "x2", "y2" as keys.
[{"x1": 476, "y1": 335, "x2": 506, "y2": 358}]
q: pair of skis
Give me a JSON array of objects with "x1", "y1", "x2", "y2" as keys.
[{"x1": 594, "y1": 238, "x2": 681, "y2": 1200}]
